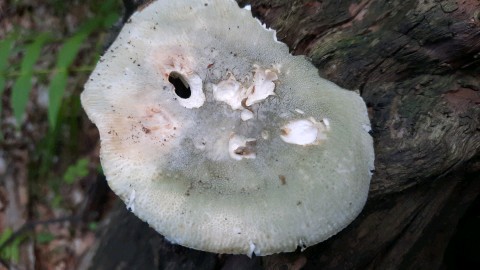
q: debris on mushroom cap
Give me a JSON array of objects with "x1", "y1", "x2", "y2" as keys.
[
  {"x1": 280, "y1": 117, "x2": 330, "y2": 146},
  {"x1": 80, "y1": 0, "x2": 374, "y2": 256},
  {"x1": 212, "y1": 73, "x2": 246, "y2": 110},
  {"x1": 244, "y1": 66, "x2": 278, "y2": 106},
  {"x1": 212, "y1": 66, "x2": 277, "y2": 111},
  {"x1": 229, "y1": 134, "x2": 257, "y2": 160}
]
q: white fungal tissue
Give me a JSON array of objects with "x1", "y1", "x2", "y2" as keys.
[
  {"x1": 212, "y1": 66, "x2": 278, "y2": 111},
  {"x1": 228, "y1": 134, "x2": 257, "y2": 160},
  {"x1": 280, "y1": 118, "x2": 329, "y2": 146}
]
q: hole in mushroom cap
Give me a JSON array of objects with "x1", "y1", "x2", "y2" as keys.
[{"x1": 168, "y1": 71, "x2": 191, "y2": 99}]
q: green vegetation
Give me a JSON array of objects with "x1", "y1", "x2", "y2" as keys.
[
  {"x1": 0, "y1": 38, "x2": 15, "y2": 139},
  {"x1": 35, "y1": 232, "x2": 55, "y2": 244},
  {"x1": 0, "y1": 0, "x2": 122, "y2": 265},
  {"x1": 0, "y1": 228, "x2": 26, "y2": 263},
  {"x1": 63, "y1": 157, "x2": 90, "y2": 184},
  {"x1": 12, "y1": 33, "x2": 50, "y2": 126}
]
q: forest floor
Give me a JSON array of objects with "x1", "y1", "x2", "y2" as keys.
[{"x1": 0, "y1": 0, "x2": 121, "y2": 269}]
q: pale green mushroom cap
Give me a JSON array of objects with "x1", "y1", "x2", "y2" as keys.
[{"x1": 81, "y1": 0, "x2": 374, "y2": 256}]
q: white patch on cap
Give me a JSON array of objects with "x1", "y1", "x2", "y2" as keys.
[
  {"x1": 247, "y1": 241, "x2": 261, "y2": 257},
  {"x1": 193, "y1": 139, "x2": 207, "y2": 150},
  {"x1": 362, "y1": 123, "x2": 371, "y2": 132},
  {"x1": 261, "y1": 130, "x2": 270, "y2": 140},
  {"x1": 213, "y1": 67, "x2": 278, "y2": 110},
  {"x1": 248, "y1": 241, "x2": 256, "y2": 258},
  {"x1": 178, "y1": 73, "x2": 205, "y2": 109},
  {"x1": 295, "y1": 108, "x2": 305, "y2": 114},
  {"x1": 228, "y1": 134, "x2": 256, "y2": 160},
  {"x1": 212, "y1": 74, "x2": 246, "y2": 110},
  {"x1": 241, "y1": 109, "x2": 254, "y2": 121},
  {"x1": 126, "y1": 189, "x2": 136, "y2": 212},
  {"x1": 245, "y1": 66, "x2": 278, "y2": 106},
  {"x1": 280, "y1": 118, "x2": 329, "y2": 145},
  {"x1": 299, "y1": 239, "x2": 307, "y2": 252},
  {"x1": 322, "y1": 118, "x2": 331, "y2": 130}
]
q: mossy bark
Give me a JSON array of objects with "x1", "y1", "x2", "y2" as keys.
[{"x1": 86, "y1": 0, "x2": 480, "y2": 269}]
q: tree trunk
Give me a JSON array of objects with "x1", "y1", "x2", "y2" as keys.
[{"x1": 84, "y1": 0, "x2": 480, "y2": 269}]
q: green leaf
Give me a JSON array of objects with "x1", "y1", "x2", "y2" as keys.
[
  {"x1": 98, "y1": 0, "x2": 120, "y2": 28},
  {"x1": 97, "y1": 163, "x2": 104, "y2": 174},
  {"x1": 51, "y1": 194, "x2": 63, "y2": 208},
  {"x1": 0, "y1": 38, "x2": 14, "y2": 140},
  {"x1": 48, "y1": 18, "x2": 102, "y2": 129},
  {"x1": 88, "y1": 222, "x2": 98, "y2": 231},
  {"x1": 0, "y1": 228, "x2": 23, "y2": 263},
  {"x1": 36, "y1": 232, "x2": 55, "y2": 244},
  {"x1": 99, "y1": 0, "x2": 119, "y2": 13},
  {"x1": 0, "y1": 38, "x2": 13, "y2": 97},
  {"x1": 63, "y1": 157, "x2": 89, "y2": 184},
  {"x1": 11, "y1": 33, "x2": 50, "y2": 126},
  {"x1": 103, "y1": 12, "x2": 120, "y2": 28},
  {"x1": 9, "y1": 245, "x2": 20, "y2": 263},
  {"x1": 0, "y1": 228, "x2": 13, "y2": 245},
  {"x1": 47, "y1": 69, "x2": 68, "y2": 129}
]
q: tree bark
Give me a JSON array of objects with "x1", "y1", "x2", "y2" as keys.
[{"x1": 85, "y1": 0, "x2": 480, "y2": 269}]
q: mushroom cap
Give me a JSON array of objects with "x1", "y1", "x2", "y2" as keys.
[{"x1": 81, "y1": 0, "x2": 374, "y2": 256}]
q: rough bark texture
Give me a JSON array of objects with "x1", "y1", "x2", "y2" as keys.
[{"x1": 85, "y1": 0, "x2": 480, "y2": 269}]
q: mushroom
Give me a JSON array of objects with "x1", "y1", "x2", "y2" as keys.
[{"x1": 81, "y1": 0, "x2": 374, "y2": 256}]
